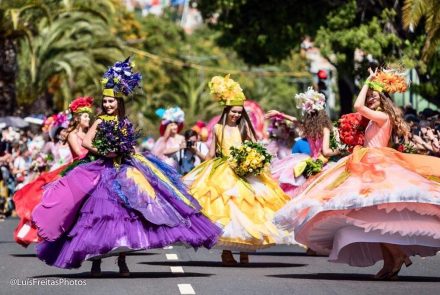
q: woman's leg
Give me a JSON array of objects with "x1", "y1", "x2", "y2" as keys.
[
  {"x1": 221, "y1": 250, "x2": 237, "y2": 266},
  {"x1": 117, "y1": 253, "x2": 130, "y2": 277}
]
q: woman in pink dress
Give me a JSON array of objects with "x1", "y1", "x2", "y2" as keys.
[
  {"x1": 151, "y1": 107, "x2": 185, "y2": 168},
  {"x1": 13, "y1": 97, "x2": 92, "y2": 247},
  {"x1": 267, "y1": 87, "x2": 341, "y2": 198},
  {"x1": 274, "y1": 68, "x2": 440, "y2": 280}
]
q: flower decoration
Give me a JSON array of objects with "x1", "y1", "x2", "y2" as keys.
[
  {"x1": 101, "y1": 57, "x2": 142, "y2": 97},
  {"x1": 192, "y1": 121, "x2": 209, "y2": 142},
  {"x1": 42, "y1": 111, "x2": 71, "y2": 135},
  {"x1": 367, "y1": 67, "x2": 408, "y2": 94},
  {"x1": 69, "y1": 96, "x2": 94, "y2": 114},
  {"x1": 393, "y1": 142, "x2": 417, "y2": 154},
  {"x1": 209, "y1": 74, "x2": 246, "y2": 106},
  {"x1": 93, "y1": 116, "x2": 139, "y2": 155},
  {"x1": 228, "y1": 141, "x2": 272, "y2": 177},
  {"x1": 338, "y1": 113, "x2": 369, "y2": 150},
  {"x1": 295, "y1": 87, "x2": 326, "y2": 114},
  {"x1": 162, "y1": 107, "x2": 185, "y2": 124}
]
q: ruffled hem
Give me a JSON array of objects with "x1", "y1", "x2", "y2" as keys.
[
  {"x1": 287, "y1": 203, "x2": 440, "y2": 266},
  {"x1": 275, "y1": 181, "x2": 440, "y2": 232},
  {"x1": 36, "y1": 196, "x2": 221, "y2": 269},
  {"x1": 184, "y1": 158, "x2": 293, "y2": 248}
]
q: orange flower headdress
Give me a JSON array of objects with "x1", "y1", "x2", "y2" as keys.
[{"x1": 366, "y1": 67, "x2": 409, "y2": 94}]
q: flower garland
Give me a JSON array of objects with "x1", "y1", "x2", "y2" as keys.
[{"x1": 228, "y1": 140, "x2": 272, "y2": 177}]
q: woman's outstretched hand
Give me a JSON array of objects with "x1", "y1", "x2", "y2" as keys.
[
  {"x1": 367, "y1": 67, "x2": 378, "y2": 81},
  {"x1": 265, "y1": 110, "x2": 282, "y2": 119}
]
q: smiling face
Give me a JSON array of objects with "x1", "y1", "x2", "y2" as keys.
[
  {"x1": 102, "y1": 96, "x2": 118, "y2": 115},
  {"x1": 366, "y1": 90, "x2": 381, "y2": 110},
  {"x1": 227, "y1": 106, "x2": 243, "y2": 125}
]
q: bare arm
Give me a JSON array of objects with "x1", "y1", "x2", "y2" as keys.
[
  {"x1": 68, "y1": 132, "x2": 85, "y2": 156},
  {"x1": 81, "y1": 119, "x2": 101, "y2": 154},
  {"x1": 265, "y1": 110, "x2": 298, "y2": 123},
  {"x1": 163, "y1": 135, "x2": 185, "y2": 155},
  {"x1": 354, "y1": 68, "x2": 388, "y2": 126},
  {"x1": 321, "y1": 127, "x2": 340, "y2": 157},
  {"x1": 207, "y1": 128, "x2": 217, "y2": 160}
]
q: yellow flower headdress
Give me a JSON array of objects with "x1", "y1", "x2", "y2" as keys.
[{"x1": 208, "y1": 74, "x2": 246, "y2": 106}]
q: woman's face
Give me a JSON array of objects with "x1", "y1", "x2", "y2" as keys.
[
  {"x1": 366, "y1": 90, "x2": 381, "y2": 110},
  {"x1": 102, "y1": 96, "x2": 118, "y2": 115},
  {"x1": 167, "y1": 122, "x2": 178, "y2": 135},
  {"x1": 227, "y1": 106, "x2": 243, "y2": 124},
  {"x1": 58, "y1": 129, "x2": 68, "y2": 141},
  {"x1": 79, "y1": 113, "x2": 90, "y2": 129}
]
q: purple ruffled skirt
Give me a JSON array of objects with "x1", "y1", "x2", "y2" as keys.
[{"x1": 33, "y1": 153, "x2": 221, "y2": 269}]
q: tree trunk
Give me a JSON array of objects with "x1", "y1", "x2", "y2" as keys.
[
  {"x1": 0, "y1": 35, "x2": 17, "y2": 116},
  {"x1": 337, "y1": 69, "x2": 356, "y2": 115}
]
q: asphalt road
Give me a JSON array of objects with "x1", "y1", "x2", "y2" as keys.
[{"x1": 1, "y1": 218, "x2": 439, "y2": 295}]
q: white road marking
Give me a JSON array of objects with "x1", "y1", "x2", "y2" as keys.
[
  {"x1": 170, "y1": 266, "x2": 184, "y2": 273},
  {"x1": 166, "y1": 253, "x2": 178, "y2": 260},
  {"x1": 163, "y1": 245, "x2": 173, "y2": 250},
  {"x1": 178, "y1": 284, "x2": 195, "y2": 295}
]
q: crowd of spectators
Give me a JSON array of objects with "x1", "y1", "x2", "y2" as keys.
[
  {"x1": 403, "y1": 105, "x2": 440, "y2": 156},
  {"x1": 1, "y1": 105, "x2": 439, "y2": 219}
]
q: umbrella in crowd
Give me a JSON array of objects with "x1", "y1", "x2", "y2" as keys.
[{"x1": 0, "y1": 116, "x2": 29, "y2": 129}]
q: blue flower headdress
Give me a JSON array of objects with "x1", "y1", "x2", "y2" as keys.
[{"x1": 101, "y1": 57, "x2": 142, "y2": 97}]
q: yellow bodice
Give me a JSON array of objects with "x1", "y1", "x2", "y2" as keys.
[{"x1": 214, "y1": 124, "x2": 242, "y2": 157}]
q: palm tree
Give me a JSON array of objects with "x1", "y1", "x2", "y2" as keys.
[
  {"x1": 0, "y1": 0, "x2": 51, "y2": 116},
  {"x1": 402, "y1": 0, "x2": 440, "y2": 61},
  {"x1": 15, "y1": 1, "x2": 123, "y2": 113}
]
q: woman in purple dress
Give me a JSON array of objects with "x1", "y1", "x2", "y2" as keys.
[{"x1": 32, "y1": 58, "x2": 221, "y2": 277}]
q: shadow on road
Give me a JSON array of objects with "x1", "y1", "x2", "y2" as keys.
[
  {"x1": 10, "y1": 254, "x2": 37, "y2": 258},
  {"x1": 142, "y1": 261, "x2": 307, "y2": 268},
  {"x1": 267, "y1": 273, "x2": 440, "y2": 282},
  {"x1": 125, "y1": 252, "x2": 158, "y2": 256},
  {"x1": 32, "y1": 272, "x2": 213, "y2": 279},
  {"x1": 250, "y1": 251, "x2": 326, "y2": 257}
]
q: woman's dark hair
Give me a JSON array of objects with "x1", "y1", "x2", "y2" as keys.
[
  {"x1": 184, "y1": 129, "x2": 198, "y2": 140},
  {"x1": 52, "y1": 126, "x2": 65, "y2": 144},
  {"x1": 217, "y1": 106, "x2": 257, "y2": 148},
  {"x1": 100, "y1": 96, "x2": 125, "y2": 119}
]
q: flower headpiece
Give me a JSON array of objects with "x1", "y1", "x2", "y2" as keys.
[
  {"x1": 42, "y1": 111, "x2": 71, "y2": 138},
  {"x1": 209, "y1": 74, "x2": 246, "y2": 106},
  {"x1": 69, "y1": 96, "x2": 94, "y2": 114},
  {"x1": 366, "y1": 67, "x2": 408, "y2": 94},
  {"x1": 101, "y1": 57, "x2": 142, "y2": 97},
  {"x1": 156, "y1": 107, "x2": 185, "y2": 136},
  {"x1": 295, "y1": 87, "x2": 326, "y2": 114},
  {"x1": 192, "y1": 121, "x2": 209, "y2": 141}
]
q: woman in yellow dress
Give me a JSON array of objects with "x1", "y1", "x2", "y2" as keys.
[{"x1": 183, "y1": 75, "x2": 294, "y2": 265}]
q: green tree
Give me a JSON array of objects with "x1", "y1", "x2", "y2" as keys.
[
  {"x1": 196, "y1": 0, "x2": 440, "y2": 112},
  {"x1": 402, "y1": 0, "x2": 440, "y2": 61},
  {"x1": 0, "y1": 0, "x2": 51, "y2": 116}
]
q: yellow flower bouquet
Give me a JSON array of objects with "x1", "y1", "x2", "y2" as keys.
[{"x1": 228, "y1": 140, "x2": 272, "y2": 177}]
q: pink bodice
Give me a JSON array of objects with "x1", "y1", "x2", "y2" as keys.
[
  {"x1": 364, "y1": 119, "x2": 391, "y2": 148},
  {"x1": 308, "y1": 137, "x2": 323, "y2": 159}
]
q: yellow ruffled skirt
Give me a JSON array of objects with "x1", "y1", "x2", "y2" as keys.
[{"x1": 183, "y1": 157, "x2": 295, "y2": 250}]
